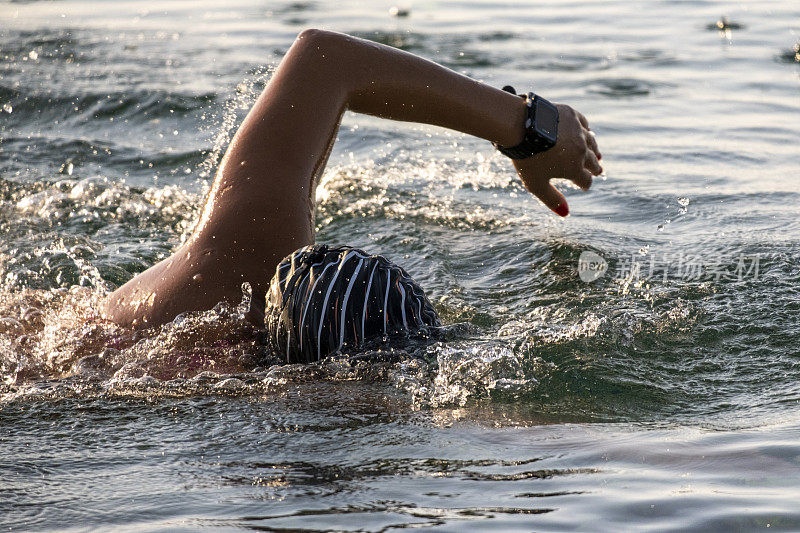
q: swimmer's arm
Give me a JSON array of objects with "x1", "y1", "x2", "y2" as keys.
[
  {"x1": 296, "y1": 29, "x2": 602, "y2": 214},
  {"x1": 102, "y1": 29, "x2": 603, "y2": 330}
]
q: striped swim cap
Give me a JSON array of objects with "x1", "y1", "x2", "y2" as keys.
[{"x1": 265, "y1": 244, "x2": 441, "y2": 363}]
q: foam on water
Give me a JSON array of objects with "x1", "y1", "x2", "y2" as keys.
[
  {"x1": 0, "y1": 146, "x2": 706, "y2": 414},
  {"x1": 0, "y1": 137, "x2": 795, "y2": 427}
]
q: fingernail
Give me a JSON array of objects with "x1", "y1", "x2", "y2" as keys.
[
  {"x1": 598, "y1": 153, "x2": 602, "y2": 160},
  {"x1": 554, "y1": 202, "x2": 569, "y2": 217}
]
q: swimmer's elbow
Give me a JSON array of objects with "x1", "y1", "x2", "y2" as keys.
[
  {"x1": 296, "y1": 28, "x2": 327, "y2": 42},
  {"x1": 295, "y1": 28, "x2": 344, "y2": 50}
]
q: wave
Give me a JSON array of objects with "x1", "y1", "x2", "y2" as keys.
[{"x1": 0, "y1": 85, "x2": 215, "y2": 124}]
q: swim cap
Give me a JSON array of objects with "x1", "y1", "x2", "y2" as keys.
[{"x1": 265, "y1": 244, "x2": 441, "y2": 363}]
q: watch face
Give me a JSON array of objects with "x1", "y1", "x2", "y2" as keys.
[{"x1": 535, "y1": 99, "x2": 559, "y2": 143}]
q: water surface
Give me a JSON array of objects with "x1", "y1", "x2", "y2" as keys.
[{"x1": 2, "y1": 0, "x2": 800, "y2": 530}]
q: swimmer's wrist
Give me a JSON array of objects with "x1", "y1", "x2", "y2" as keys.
[{"x1": 493, "y1": 86, "x2": 559, "y2": 159}]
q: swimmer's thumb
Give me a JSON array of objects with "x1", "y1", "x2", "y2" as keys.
[{"x1": 532, "y1": 182, "x2": 569, "y2": 217}]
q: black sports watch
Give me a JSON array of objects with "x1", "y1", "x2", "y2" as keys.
[{"x1": 493, "y1": 85, "x2": 559, "y2": 159}]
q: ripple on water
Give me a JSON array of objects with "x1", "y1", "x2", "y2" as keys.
[
  {"x1": 349, "y1": 30, "x2": 509, "y2": 69},
  {"x1": 0, "y1": 88, "x2": 214, "y2": 126},
  {"x1": 585, "y1": 77, "x2": 662, "y2": 97},
  {"x1": 522, "y1": 53, "x2": 611, "y2": 72}
]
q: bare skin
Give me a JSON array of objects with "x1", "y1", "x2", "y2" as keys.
[{"x1": 103, "y1": 29, "x2": 603, "y2": 329}]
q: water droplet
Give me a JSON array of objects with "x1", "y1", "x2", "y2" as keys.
[
  {"x1": 2, "y1": 103, "x2": 11, "y2": 113},
  {"x1": 59, "y1": 161, "x2": 74, "y2": 175},
  {"x1": 28, "y1": 50, "x2": 38, "y2": 60},
  {"x1": 678, "y1": 197, "x2": 690, "y2": 207}
]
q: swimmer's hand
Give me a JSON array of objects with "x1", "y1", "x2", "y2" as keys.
[{"x1": 513, "y1": 104, "x2": 602, "y2": 217}]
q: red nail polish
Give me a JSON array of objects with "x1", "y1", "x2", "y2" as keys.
[{"x1": 555, "y1": 202, "x2": 569, "y2": 217}]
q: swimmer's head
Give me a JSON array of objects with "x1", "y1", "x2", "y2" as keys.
[{"x1": 265, "y1": 244, "x2": 440, "y2": 363}]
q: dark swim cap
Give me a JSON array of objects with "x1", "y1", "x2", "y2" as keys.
[{"x1": 265, "y1": 244, "x2": 441, "y2": 363}]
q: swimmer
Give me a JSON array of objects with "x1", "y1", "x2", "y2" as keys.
[{"x1": 103, "y1": 29, "x2": 603, "y2": 362}]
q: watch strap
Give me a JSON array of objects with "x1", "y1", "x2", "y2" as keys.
[{"x1": 493, "y1": 86, "x2": 558, "y2": 160}]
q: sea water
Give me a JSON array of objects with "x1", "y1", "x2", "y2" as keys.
[{"x1": 1, "y1": 0, "x2": 800, "y2": 530}]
